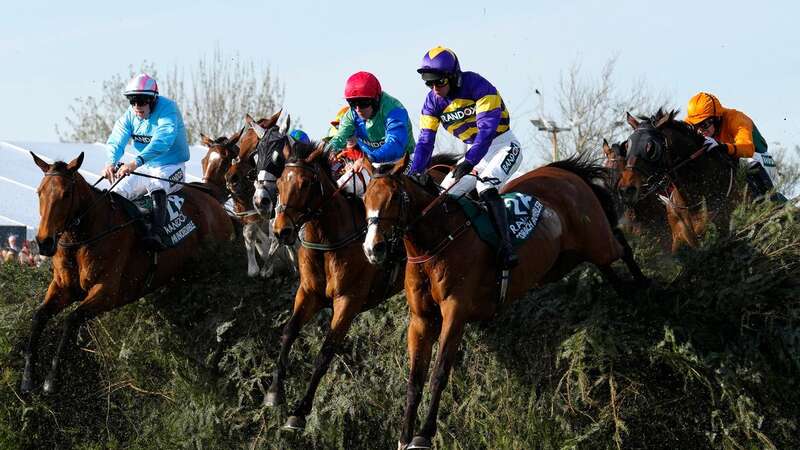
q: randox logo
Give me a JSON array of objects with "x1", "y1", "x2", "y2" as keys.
[
  {"x1": 166, "y1": 195, "x2": 185, "y2": 221},
  {"x1": 500, "y1": 144, "x2": 521, "y2": 174},
  {"x1": 440, "y1": 105, "x2": 476, "y2": 126},
  {"x1": 132, "y1": 134, "x2": 152, "y2": 144},
  {"x1": 361, "y1": 138, "x2": 385, "y2": 149}
]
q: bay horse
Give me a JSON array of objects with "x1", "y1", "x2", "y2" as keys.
[
  {"x1": 602, "y1": 139, "x2": 672, "y2": 250},
  {"x1": 268, "y1": 141, "x2": 406, "y2": 431},
  {"x1": 361, "y1": 154, "x2": 648, "y2": 450},
  {"x1": 618, "y1": 109, "x2": 741, "y2": 252},
  {"x1": 22, "y1": 152, "x2": 233, "y2": 395}
]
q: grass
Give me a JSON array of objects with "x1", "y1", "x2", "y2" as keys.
[{"x1": 1, "y1": 200, "x2": 798, "y2": 449}]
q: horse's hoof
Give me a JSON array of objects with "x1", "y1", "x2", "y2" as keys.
[
  {"x1": 20, "y1": 375, "x2": 34, "y2": 395},
  {"x1": 407, "y1": 436, "x2": 432, "y2": 449},
  {"x1": 398, "y1": 440, "x2": 409, "y2": 450},
  {"x1": 282, "y1": 415, "x2": 306, "y2": 431},
  {"x1": 247, "y1": 269, "x2": 259, "y2": 278},
  {"x1": 264, "y1": 389, "x2": 285, "y2": 407}
]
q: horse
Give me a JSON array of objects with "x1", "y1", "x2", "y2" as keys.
[
  {"x1": 199, "y1": 130, "x2": 242, "y2": 202},
  {"x1": 602, "y1": 139, "x2": 672, "y2": 250},
  {"x1": 267, "y1": 141, "x2": 406, "y2": 431},
  {"x1": 618, "y1": 109, "x2": 741, "y2": 252},
  {"x1": 22, "y1": 152, "x2": 234, "y2": 395},
  {"x1": 361, "y1": 153, "x2": 648, "y2": 449}
]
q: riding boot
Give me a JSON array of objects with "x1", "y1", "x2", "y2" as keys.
[
  {"x1": 746, "y1": 161, "x2": 785, "y2": 204},
  {"x1": 480, "y1": 189, "x2": 518, "y2": 269},
  {"x1": 143, "y1": 189, "x2": 168, "y2": 251}
]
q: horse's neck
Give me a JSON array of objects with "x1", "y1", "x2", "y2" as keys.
[
  {"x1": 65, "y1": 183, "x2": 121, "y2": 242},
  {"x1": 666, "y1": 126, "x2": 730, "y2": 201},
  {"x1": 404, "y1": 182, "x2": 462, "y2": 252},
  {"x1": 306, "y1": 169, "x2": 364, "y2": 240}
]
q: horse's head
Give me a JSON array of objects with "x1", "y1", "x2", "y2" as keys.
[
  {"x1": 30, "y1": 152, "x2": 87, "y2": 256},
  {"x1": 273, "y1": 140, "x2": 328, "y2": 245},
  {"x1": 238, "y1": 111, "x2": 289, "y2": 216},
  {"x1": 618, "y1": 109, "x2": 680, "y2": 204},
  {"x1": 200, "y1": 130, "x2": 242, "y2": 191},
  {"x1": 362, "y1": 154, "x2": 414, "y2": 264}
]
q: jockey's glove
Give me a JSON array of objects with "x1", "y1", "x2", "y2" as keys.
[
  {"x1": 703, "y1": 136, "x2": 723, "y2": 152},
  {"x1": 452, "y1": 160, "x2": 475, "y2": 180}
]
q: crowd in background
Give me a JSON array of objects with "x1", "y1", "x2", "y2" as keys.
[{"x1": 1, "y1": 235, "x2": 47, "y2": 268}]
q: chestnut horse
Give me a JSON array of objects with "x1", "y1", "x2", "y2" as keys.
[
  {"x1": 618, "y1": 109, "x2": 741, "y2": 252},
  {"x1": 362, "y1": 154, "x2": 647, "y2": 449},
  {"x1": 22, "y1": 152, "x2": 233, "y2": 395},
  {"x1": 200, "y1": 130, "x2": 243, "y2": 202},
  {"x1": 269, "y1": 141, "x2": 405, "y2": 431}
]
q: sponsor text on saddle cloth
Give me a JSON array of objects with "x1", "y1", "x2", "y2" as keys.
[
  {"x1": 459, "y1": 192, "x2": 545, "y2": 250},
  {"x1": 127, "y1": 190, "x2": 197, "y2": 248}
]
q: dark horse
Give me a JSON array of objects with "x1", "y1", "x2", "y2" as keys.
[
  {"x1": 267, "y1": 140, "x2": 405, "y2": 430},
  {"x1": 22, "y1": 152, "x2": 233, "y2": 394},
  {"x1": 602, "y1": 139, "x2": 672, "y2": 249},
  {"x1": 618, "y1": 109, "x2": 741, "y2": 252},
  {"x1": 362, "y1": 154, "x2": 648, "y2": 449}
]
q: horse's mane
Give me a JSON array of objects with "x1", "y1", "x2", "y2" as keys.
[
  {"x1": 547, "y1": 153, "x2": 608, "y2": 184},
  {"x1": 287, "y1": 140, "x2": 331, "y2": 174}
]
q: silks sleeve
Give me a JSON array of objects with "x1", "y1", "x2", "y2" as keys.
[
  {"x1": 409, "y1": 94, "x2": 441, "y2": 174},
  {"x1": 464, "y1": 93, "x2": 503, "y2": 165},
  {"x1": 328, "y1": 109, "x2": 356, "y2": 151},
  {"x1": 366, "y1": 107, "x2": 411, "y2": 163},
  {"x1": 723, "y1": 112, "x2": 755, "y2": 158},
  {"x1": 105, "y1": 111, "x2": 133, "y2": 165},
  {"x1": 137, "y1": 102, "x2": 179, "y2": 164}
]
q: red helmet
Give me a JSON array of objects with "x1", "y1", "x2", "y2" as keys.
[{"x1": 344, "y1": 71, "x2": 382, "y2": 100}]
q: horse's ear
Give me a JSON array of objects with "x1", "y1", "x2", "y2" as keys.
[
  {"x1": 363, "y1": 156, "x2": 375, "y2": 176},
  {"x1": 31, "y1": 152, "x2": 50, "y2": 173},
  {"x1": 200, "y1": 133, "x2": 214, "y2": 147},
  {"x1": 228, "y1": 127, "x2": 244, "y2": 146},
  {"x1": 391, "y1": 153, "x2": 409, "y2": 176},
  {"x1": 304, "y1": 147, "x2": 324, "y2": 164},
  {"x1": 282, "y1": 114, "x2": 291, "y2": 134},
  {"x1": 66, "y1": 152, "x2": 84, "y2": 173},
  {"x1": 654, "y1": 111, "x2": 673, "y2": 129},
  {"x1": 602, "y1": 139, "x2": 614, "y2": 158},
  {"x1": 626, "y1": 112, "x2": 640, "y2": 129},
  {"x1": 247, "y1": 114, "x2": 266, "y2": 139},
  {"x1": 264, "y1": 109, "x2": 283, "y2": 129}
]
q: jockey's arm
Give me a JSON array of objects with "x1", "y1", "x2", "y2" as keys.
[
  {"x1": 464, "y1": 94, "x2": 503, "y2": 166},
  {"x1": 106, "y1": 112, "x2": 133, "y2": 166},
  {"x1": 723, "y1": 114, "x2": 756, "y2": 158},
  {"x1": 409, "y1": 111, "x2": 440, "y2": 174},
  {"x1": 366, "y1": 108, "x2": 410, "y2": 164},
  {"x1": 328, "y1": 109, "x2": 357, "y2": 151},
  {"x1": 136, "y1": 104, "x2": 179, "y2": 165}
]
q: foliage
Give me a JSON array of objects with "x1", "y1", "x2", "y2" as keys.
[
  {"x1": 1, "y1": 202, "x2": 798, "y2": 449},
  {"x1": 55, "y1": 48, "x2": 285, "y2": 145}
]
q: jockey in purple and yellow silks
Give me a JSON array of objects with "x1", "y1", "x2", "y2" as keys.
[{"x1": 409, "y1": 46, "x2": 523, "y2": 269}]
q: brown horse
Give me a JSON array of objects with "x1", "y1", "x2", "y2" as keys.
[
  {"x1": 602, "y1": 139, "x2": 672, "y2": 250},
  {"x1": 21, "y1": 152, "x2": 233, "y2": 395},
  {"x1": 361, "y1": 154, "x2": 647, "y2": 449},
  {"x1": 268, "y1": 141, "x2": 405, "y2": 431},
  {"x1": 618, "y1": 109, "x2": 741, "y2": 252},
  {"x1": 200, "y1": 130, "x2": 243, "y2": 202}
]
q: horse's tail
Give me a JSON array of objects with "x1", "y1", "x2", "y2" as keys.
[{"x1": 547, "y1": 154, "x2": 619, "y2": 229}]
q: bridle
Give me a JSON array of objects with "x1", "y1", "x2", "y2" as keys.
[{"x1": 41, "y1": 171, "x2": 136, "y2": 249}]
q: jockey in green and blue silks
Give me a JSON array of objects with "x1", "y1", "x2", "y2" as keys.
[
  {"x1": 410, "y1": 46, "x2": 524, "y2": 269},
  {"x1": 327, "y1": 71, "x2": 415, "y2": 196},
  {"x1": 103, "y1": 73, "x2": 191, "y2": 249}
]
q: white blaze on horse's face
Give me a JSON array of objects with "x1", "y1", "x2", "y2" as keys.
[{"x1": 363, "y1": 208, "x2": 381, "y2": 264}]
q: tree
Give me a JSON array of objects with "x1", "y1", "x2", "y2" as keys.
[
  {"x1": 56, "y1": 49, "x2": 285, "y2": 145},
  {"x1": 770, "y1": 143, "x2": 800, "y2": 198},
  {"x1": 531, "y1": 56, "x2": 669, "y2": 162}
]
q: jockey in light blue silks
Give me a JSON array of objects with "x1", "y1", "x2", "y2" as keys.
[
  {"x1": 103, "y1": 73, "x2": 190, "y2": 249},
  {"x1": 408, "y1": 46, "x2": 524, "y2": 269}
]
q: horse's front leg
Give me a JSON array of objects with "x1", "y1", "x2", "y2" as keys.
[
  {"x1": 409, "y1": 301, "x2": 466, "y2": 450},
  {"x1": 242, "y1": 222, "x2": 260, "y2": 277},
  {"x1": 284, "y1": 294, "x2": 361, "y2": 430},
  {"x1": 265, "y1": 287, "x2": 324, "y2": 407},
  {"x1": 253, "y1": 223, "x2": 274, "y2": 278},
  {"x1": 43, "y1": 284, "x2": 118, "y2": 395},
  {"x1": 21, "y1": 283, "x2": 73, "y2": 394}
]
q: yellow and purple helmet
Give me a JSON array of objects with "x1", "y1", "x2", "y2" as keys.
[{"x1": 417, "y1": 46, "x2": 460, "y2": 80}]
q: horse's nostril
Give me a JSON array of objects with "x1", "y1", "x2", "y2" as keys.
[
  {"x1": 277, "y1": 227, "x2": 295, "y2": 243},
  {"x1": 373, "y1": 241, "x2": 387, "y2": 255}
]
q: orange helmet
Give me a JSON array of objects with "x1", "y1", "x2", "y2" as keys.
[
  {"x1": 330, "y1": 105, "x2": 350, "y2": 128},
  {"x1": 685, "y1": 92, "x2": 723, "y2": 125}
]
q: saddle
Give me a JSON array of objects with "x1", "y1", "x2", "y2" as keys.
[
  {"x1": 110, "y1": 190, "x2": 197, "y2": 249},
  {"x1": 457, "y1": 192, "x2": 545, "y2": 251}
]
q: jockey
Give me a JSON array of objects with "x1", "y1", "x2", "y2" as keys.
[
  {"x1": 409, "y1": 46, "x2": 523, "y2": 269},
  {"x1": 103, "y1": 73, "x2": 190, "y2": 249},
  {"x1": 327, "y1": 71, "x2": 415, "y2": 196},
  {"x1": 685, "y1": 92, "x2": 785, "y2": 202}
]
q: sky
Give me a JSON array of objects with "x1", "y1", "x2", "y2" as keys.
[{"x1": 2, "y1": 0, "x2": 798, "y2": 164}]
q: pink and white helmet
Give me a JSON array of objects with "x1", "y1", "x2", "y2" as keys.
[{"x1": 123, "y1": 73, "x2": 159, "y2": 97}]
